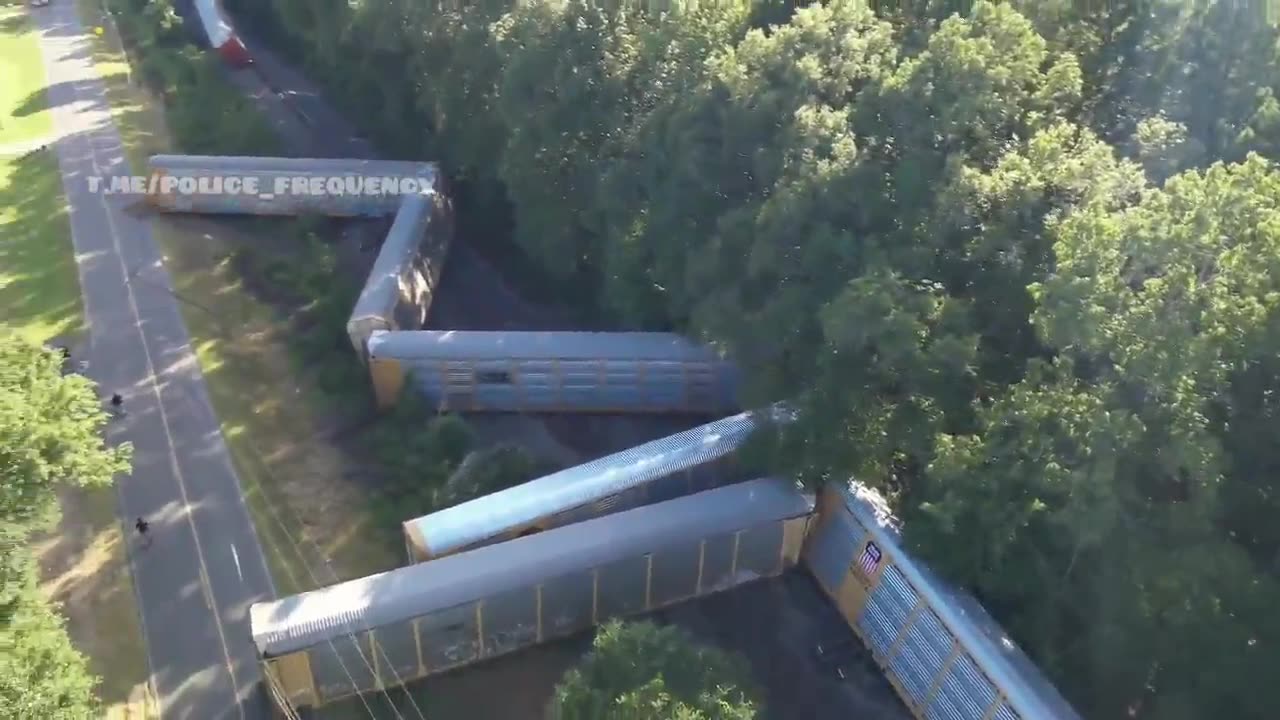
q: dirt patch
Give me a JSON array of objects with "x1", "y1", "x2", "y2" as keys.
[
  {"x1": 660, "y1": 573, "x2": 911, "y2": 720},
  {"x1": 33, "y1": 486, "x2": 158, "y2": 720}
]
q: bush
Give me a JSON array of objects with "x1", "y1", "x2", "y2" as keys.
[
  {"x1": 433, "y1": 443, "x2": 555, "y2": 511},
  {"x1": 230, "y1": 221, "x2": 364, "y2": 400},
  {"x1": 549, "y1": 621, "x2": 760, "y2": 720},
  {"x1": 363, "y1": 394, "x2": 554, "y2": 531},
  {"x1": 364, "y1": 390, "x2": 476, "y2": 523}
]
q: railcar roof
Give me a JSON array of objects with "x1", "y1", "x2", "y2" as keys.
[
  {"x1": 836, "y1": 482, "x2": 1083, "y2": 720},
  {"x1": 251, "y1": 477, "x2": 811, "y2": 657},
  {"x1": 408, "y1": 406, "x2": 793, "y2": 557},
  {"x1": 349, "y1": 192, "x2": 434, "y2": 322},
  {"x1": 148, "y1": 154, "x2": 439, "y2": 178},
  {"x1": 365, "y1": 330, "x2": 732, "y2": 363}
]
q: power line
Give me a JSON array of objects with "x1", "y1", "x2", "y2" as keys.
[{"x1": 233, "y1": 400, "x2": 430, "y2": 720}]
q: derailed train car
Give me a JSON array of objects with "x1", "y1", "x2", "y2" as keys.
[
  {"x1": 364, "y1": 330, "x2": 740, "y2": 412},
  {"x1": 403, "y1": 404, "x2": 796, "y2": 562},
  {"x1": 193, "y1": 0, "x2": 250, "y2": 66},
  {"x1": 145, "y1": 155, "x2": 440, "y2": 217},
  {"x1": 250, "y1": 476, "x2": 1085, "y2": 719},
  {"x1": 803, "y1": 483, "x2": 1083, "y2": 720},
  {"x1": 250, "y1": 477, "x2": 813, "y2": 713},
  {"x1": 345, "y1": 187, "x2": 454, "y2": 359}
]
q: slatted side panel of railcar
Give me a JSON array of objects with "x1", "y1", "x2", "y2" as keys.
[{"x1": 802, "y1": 487, "x2": 1018, "y2": 720}]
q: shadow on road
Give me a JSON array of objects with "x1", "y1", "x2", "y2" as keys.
[
  {"x1": 12, "y1": 79, "x2": 95, "y2": 118},
  {"x1": 0, "y1": 10, "x2": 27, "y2": 36}
]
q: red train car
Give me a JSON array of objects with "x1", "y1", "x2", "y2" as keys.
[{"x1": 194, "y1": 0, "x2": 251, "y2": 67}]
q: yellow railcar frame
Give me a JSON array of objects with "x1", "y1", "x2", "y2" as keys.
[
  {"x1": 268, "y1": 515, "x2": 810, "y2": 712},
  {"x1": 804, "y1": 486, "x2": 1016, "y2": 720}
]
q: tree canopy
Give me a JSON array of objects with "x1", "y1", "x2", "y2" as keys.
[
  {"x1": 0, "y1": 337, "x2": 131, "y2": 536},
  {"x1": 224, "y1": 0, "x2": 1280, "y2": 716},
  {"x1": 0, "y1": 335, "x2": 132, "y2": 718},
  {"x1": 549, "y1": 621, "x2": 759, "y2": 720}
]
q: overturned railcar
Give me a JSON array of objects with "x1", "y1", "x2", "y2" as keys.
[
  {"x1": 403, "y1": 404, "x2": 796, "y2": 562},
  {"x1": 803, "y1": 483, "x2": 1083, "y2": 720},
  {"x1": 364, "y1": 330, "x2": 740, "y2": 412},
  {"x1": 250, "y1": 477, "x2": 813, "y2": 713},
  {"x1": 345, "y1": 188, "x2": 453, "y2": 359},
  {"x1": 144, "y1": 155, "x2": 440, "y2": 217},
  {"x1": 193, "y1": 0, "x2": 251, "y2": 66}
]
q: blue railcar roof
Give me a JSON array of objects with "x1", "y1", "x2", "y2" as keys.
[
  {"x1": 148, "y1": 154, "x2": 439, "y2": 179},
  {"x1": 835, "y1": 482, "x2": 1083, "y2": 720},
  {"x1": 250, "y1": 477, "x2": 812, "y2": 656},
  {"x1": 408, "y1": 405, "x2": 794, "y2": 557},
  {"x1": 365, "y1": 330, "x2": 732, "y2": 363},
  {"x1": 348, "y1": 192, "x2": 434, "y2": 323}
]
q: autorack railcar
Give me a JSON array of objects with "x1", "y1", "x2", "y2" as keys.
[
  {"x1": 250, "y1": 477, "x2": 814, "y2": 713},
  {"x1": 251, "y1": 475, "x2": 1085, "y2": 719},
  {"x1": 402, "y1": 404, "x2": 796, "y2": 562},
  {"x1": 193, "y1": 0, "x2": 251, "y2": 67},
  {"x1": 802, "y1": 482, "x2": 1083, "y2": 720},
  {"x1": 364, "y1": 330, "x2": 740, "y2": 412},
  {"x1": 345, "y1": 188, "x2": 454, "y2": 359}
]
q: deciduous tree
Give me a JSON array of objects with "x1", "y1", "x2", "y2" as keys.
[
  {"x1": 549, "y1": 621, "x2": 759, "y2": 720},
  {"x1": 0, "y1": 335, "x2": 132, "y2": 719},
  {"x1": 0, "y1": 336, "x2": 131, "y2": 536}
]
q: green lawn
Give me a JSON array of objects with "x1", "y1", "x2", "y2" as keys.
[
  {"x1": 0, "y1": 149, "x2": 81, "y2": 345},
  {"x1": 0, "y1": 5, "x2": 52, "y2": 148},
  {"x1": 0, "y1": 6, "x2": 77, "y2": 344}
]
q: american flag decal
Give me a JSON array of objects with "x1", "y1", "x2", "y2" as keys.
[{"x1": 857, "y1": 541, "x2": 882, "y2": 577}]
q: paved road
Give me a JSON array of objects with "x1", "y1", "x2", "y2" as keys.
[{"x1": 33, "y1": 5, "x2": 276, "y2": 720}]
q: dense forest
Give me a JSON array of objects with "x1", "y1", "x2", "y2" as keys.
[{"x1": 219, "y1": 0, "x2": 1280, "y2": 717}]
